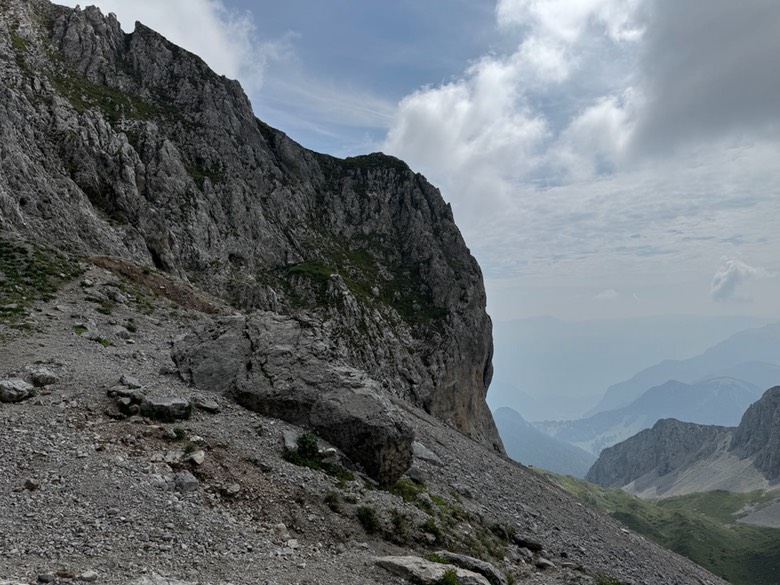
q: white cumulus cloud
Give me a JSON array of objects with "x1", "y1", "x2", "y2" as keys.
[
  {"x1": 594, "y1": 288, "x2": 619, "y2": 301},
  {"x1": 710, "y1": 257, "x2": 768, "y2": 302}
]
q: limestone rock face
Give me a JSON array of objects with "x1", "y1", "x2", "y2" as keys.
[
  {"x1": 172, "y1": 313, "x2": 414, "y2": 484},
  {"x1": 586, "y1": 418, "x2": 728, "y2": 488},
  {"x1": 0, "y1": 0, "x2": 501, "y2": 450},
  {"x1": 731, "y1": 386, "x2": 780, "y2": 480}
]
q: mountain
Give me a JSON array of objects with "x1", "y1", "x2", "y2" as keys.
[
  {"x1": 588, "y1": 322, "x2": 780, "y2": 415},
  {"x1": 536, "y1": 376, "x2": 762, "y2": 455},
  {"x1": 587, "y1": 386, "x2": 780, "y2": 500},
  {"x1": 0, "y1": 2, "x2": 732, "y2": 584},
  {"x1": 490, "y1": 314, "x2": 770, "y2": 421},
  {"x1": 493, "y1": 407, "x2": 596, "y2": 478},
  {"x1": 0, "y1": 0, "x2": 500, "y2": 450}
]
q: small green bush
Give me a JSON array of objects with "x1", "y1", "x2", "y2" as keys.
[
  {"x1": 421, "y1": 518, "x2": 443, "y2": 542},
  {"x1": 389, "y1": 477, "x2": 425, "y2": 502},
  {"x1": 356, "y1": 506, "x2": 380, "y2": 534},
  {"x1": 283, "y1": 432, "x2": 354, "y2": 482},
  {"x1": 173, "y1": 427, "x2": 187, "y2": 441},
  {"x1": 597, "y1": 578, "x2": 626, "y2": 585},
  {"x1": 423, "y1": 552, "x2": 447, "y2": 564},
  {"x1": 437, "y1": 569, "x2": 461, "y2": 585},
  {"x1": 324, "y1": 491, "x2": 342, "y2": 513},
  {"x1": 297, "y1": 432, "x2": 320, "y2": 459}
]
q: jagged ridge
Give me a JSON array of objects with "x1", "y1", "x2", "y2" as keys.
[{"x1": 587, "y1": 386, "x2": 780, "y2": 495}]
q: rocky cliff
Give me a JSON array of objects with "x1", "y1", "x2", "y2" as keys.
[
  {"x1": 731, "y1": 386, "x2": 780, "y2": 480},
  {"x1": 0, "y1": 0, "x2": 500, "y2": 450},
  {"x1": 587, "y1": 387, "x2": 780, "y2": 497},
  {"x1": 585, "y1": 418, "x2": 730, "y2": 489}
]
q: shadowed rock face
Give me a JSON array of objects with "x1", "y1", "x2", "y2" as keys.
[
  {"x1": 587, "y1": 387, "x2": 780, "y2": 490},
  {"x1": 731, "y1": 386, "x2": 780, "y2": 480},
  {"x1": 586, "y1": 418, "x2": 729, "y2": 488},
  {"x1": 172, "y1": 313, "x2": 415, "y2": 485},
  {"x1": 0, "y1": 0, "x2": 502, "y2": 451}
]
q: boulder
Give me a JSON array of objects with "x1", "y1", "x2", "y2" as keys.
[
  {"x1": 434, "y1": 551, "x2": 508, "y2": 585},
  {"x1": 173, "y1": 313, "x2": 414, "y2": 484},
  {"x1": 0, "y1": 379, "x2": 35, "y2": 403},
  {"x1": 375, "y1": 556, "x2": 491, "y2": 585},
  {"x1": 27, "y1": 367, "x2": 59, "y2": 387},
  {"x1": 140, "y1": 396, "x2": 192, "y2": 421}
]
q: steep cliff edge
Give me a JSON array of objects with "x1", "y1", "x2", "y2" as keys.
[
  {"x1": 731, "y1": 386, "x2": 780, "y2": 480},
  {"x1": 0, "y1": 0, "x2": 500, "y2": 449}
]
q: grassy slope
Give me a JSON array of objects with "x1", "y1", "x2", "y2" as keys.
[{"x1": 544, "y1": 473, "x2": 780, "y2": 585}]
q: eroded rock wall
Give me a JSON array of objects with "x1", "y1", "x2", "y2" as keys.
[{"x1": 0, "y1": 0, "x2": 501, "y2": 450}]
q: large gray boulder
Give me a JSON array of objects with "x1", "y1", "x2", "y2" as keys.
[
  {"x1": 0, "y1": 379, "x2": 35, "y2": 403},
  {"x1": 173, "y1": 313, "x2": 414, "y2": 485},
  {"x1": 375, "y1": 556, "x2": 491, "y2": 585}
]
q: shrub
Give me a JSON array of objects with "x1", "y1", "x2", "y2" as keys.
[
  {"x1": 297, "y1": 432, "x2": 320, "y2": 459},
  {"x1": 421, "y1": 518, "x2": 443, "y2": 542},
  {"x1": 324, "y1": 491, "x2": 342, "y2": 513},
  {"x1": 356, "y1": 506, "x2": 380, "y2": 534},
  {"x1": 437, "y1": 569, "x2": 461, "y2": 585}
]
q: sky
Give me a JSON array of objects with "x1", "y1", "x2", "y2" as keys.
[{"x1": 59, "y1": 0, "x2": 780, "y2": 324}]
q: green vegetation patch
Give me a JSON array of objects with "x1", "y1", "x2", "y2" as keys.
[
  {"x1": 48, "y1": 71, "x2": 160, "y2": 125},
  {"x1": 283, "y1": 432, "x2": 354, "y2": 483},
  {"x1": 356, "y1": 506, "x2": 381, "y2": 534},
  {"x1": 0, "y1": 237, "x2": 83, "y2": 323},
  {"x1": 546, "y1": 472, "x2": 780, "y2": 585}
]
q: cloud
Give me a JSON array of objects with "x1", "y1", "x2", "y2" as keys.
[
  {"x1": 58, "y1": 0, "x2": 290, "y2": 89},
  {"x1": 710, "y1": 257, "x2": 768, "y2": 302},
  {"x1": 384, "y1": 0, "x2": 780, "y2": 320},
  {"x1": 594, "y1": 288, "x2": 619, "y2": 301},
  {"x1": 631, "y1": 0, "x2": 780, "y2": 154}
]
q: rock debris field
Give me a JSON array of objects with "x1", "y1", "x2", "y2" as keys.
[{"x1": 0, "y1": 264, "x2": 727, "y2": 585}]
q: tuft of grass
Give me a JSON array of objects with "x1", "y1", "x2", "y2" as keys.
[
  {"x1": 89, "y1": 336, "x2": 111, "y2": 347},
  {"x1": 172, "y1": 427, "x2": 187, "y2": 441},
  {"x1": 388, "y1": 477, "x2": 426, "y2": 502},
  {"x1": 73, "y1": 325, "x2": 88, "y2": 335},
  {"x1": 423, "y1": 552, "x2": 447, "y2": 564},
  {"x1": 596, "y1": 578, "x2": 625, "y2": 585},
  {"x1": 283, "y1": 432, "x2": 354, "y2": 482},
  {"x1": 324, "y1": 491, "x2": 342, "y2": 513},
  {"x1": 436, "y1": 568, "x2": 461, "y2": 585},
  {"x1": 421, "y1": 518, "x2": 443, "y2": 542},
  {"x1": 356, "y1": 506, "x2": 380, "y2": 534}
]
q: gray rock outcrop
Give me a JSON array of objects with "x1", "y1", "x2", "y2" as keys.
[
  {"x1": 375, "y1": 556, "x2": 491, "y2": 585},
  {"x1": 586, "y1": 418, "x2": 729, "y2": 488},
  {"x1": 0, "y1": 0, "x2": 501, "y2": 452},
  {"x1": 172, "y1": 313, "x2": 414, "y2": 484},
  {"x1": 0, "y1": 378, "x2": 35, "y2": 403},
  {"x1": 731, "y1": 386, "x2": 780, "y2": 480}
]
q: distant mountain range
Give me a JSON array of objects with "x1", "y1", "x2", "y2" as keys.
[
  {"x1": 587, "y1": 322, "x2": 780, "y2": 414},
  {"x1": 529, "y1": 322, "x2": 780, "y2": 460},
  {"x1": 535, "y1": 377, "x2": 763, "y2": 455},
  {"x1": 493, "y1": 407, "x2": 596, "y2": 477},
  {"x1": 586, "y1": 387, "x2": 780, "y2": 509},
  {"x1": 489, "y1": 314, "x2": 771, "y2": 421}
]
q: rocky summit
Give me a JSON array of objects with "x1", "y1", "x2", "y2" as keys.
[
  {"x1": 587, "y1": 387, "x2": 780, "y2": 498},
  {"x1": 0, "y1": 1, "x2": 730, "y2": 584}
]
